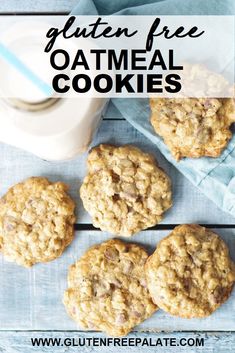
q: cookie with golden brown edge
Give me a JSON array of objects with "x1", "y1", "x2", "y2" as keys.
[
  {"x1": 80, "y1": 144, "x2": 172, "y2": 237},
  {"x1": 145, "y1": 224, "x2": 235, "y2": 318},
  {"x1": 0, "y1": 177, "x2": 76, "y2": 267},
  {"x1": 150, "y1": 97, "x2": 235, "y2": 161},
  {"x1": 63, "y1": 239, "x2": 157, "y2": 336}
]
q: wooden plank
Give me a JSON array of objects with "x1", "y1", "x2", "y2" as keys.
[
  {"x1": 0, "y1": 228, "x2": 234, "y2": 331},
  {"x1": 0, "y1": 0, "x2": 76, "y2": 13},
  {"x1": 1, "y1": 119, "x2": 235, "y2": 225},
  {"x1": 0, "y1": 331, "x2": 234, "y2": 353}
]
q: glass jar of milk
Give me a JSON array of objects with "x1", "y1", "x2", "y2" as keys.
[{"x1": 0, "y1": 20, "x2": 108, "y2": 161}]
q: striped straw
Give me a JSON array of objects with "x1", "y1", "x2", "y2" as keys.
[{"x1": 0, "y1": 42, "x2": 53, "y2": 97}]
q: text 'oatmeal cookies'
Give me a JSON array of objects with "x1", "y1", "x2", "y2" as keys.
[
  {"x1": 80, "y1": 144, "x2": 172, "y2": 237},
  {"x1": 0, "y1": 177, "x2": 76, "y2": 267},
  {"x1": 63, "y1": 239, "x2": 157, "y2": 336},
  {"x1": 150, "y1": 97, "x2": 235, "y2": 161},
  {"x1": 145, "y1": 224, "x2": 235, "y2": 318}
]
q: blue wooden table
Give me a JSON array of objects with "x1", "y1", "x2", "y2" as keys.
[{"x1": 0, "y1": 1, "x2": 235, "y2": 352}]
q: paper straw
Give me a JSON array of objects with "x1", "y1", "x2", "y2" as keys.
[{"x1": 0, "y1": 42, "x2": 53, "y2": 97}]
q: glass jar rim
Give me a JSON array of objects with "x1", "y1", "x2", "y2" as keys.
[{"x1": 2, "y1": 97, "x2": 60, "y2": 112}]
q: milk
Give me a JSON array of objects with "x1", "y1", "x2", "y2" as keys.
[
  {"x1": 0, "y1": 98, "x2": 107, "y2": 161},
  {"x1": 0, "y1": 20, "x2": 108, "y2": 161}
]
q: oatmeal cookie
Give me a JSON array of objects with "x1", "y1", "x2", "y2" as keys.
[
  {"x1": 150, "y1": 97, "x2": 235, "y2": 160},
  {"x1": 63, "y1": 239, "x2": 157, "y2": 336},
  {"x1": 80, "y1": 144, "x2": 172, "y2": 237},
  {"x1": 145, "y1": 224, "x2": 235, "y2": 318},
  {"x1": 0, "y1": 177, "x2": 76, "y2": 267}
]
